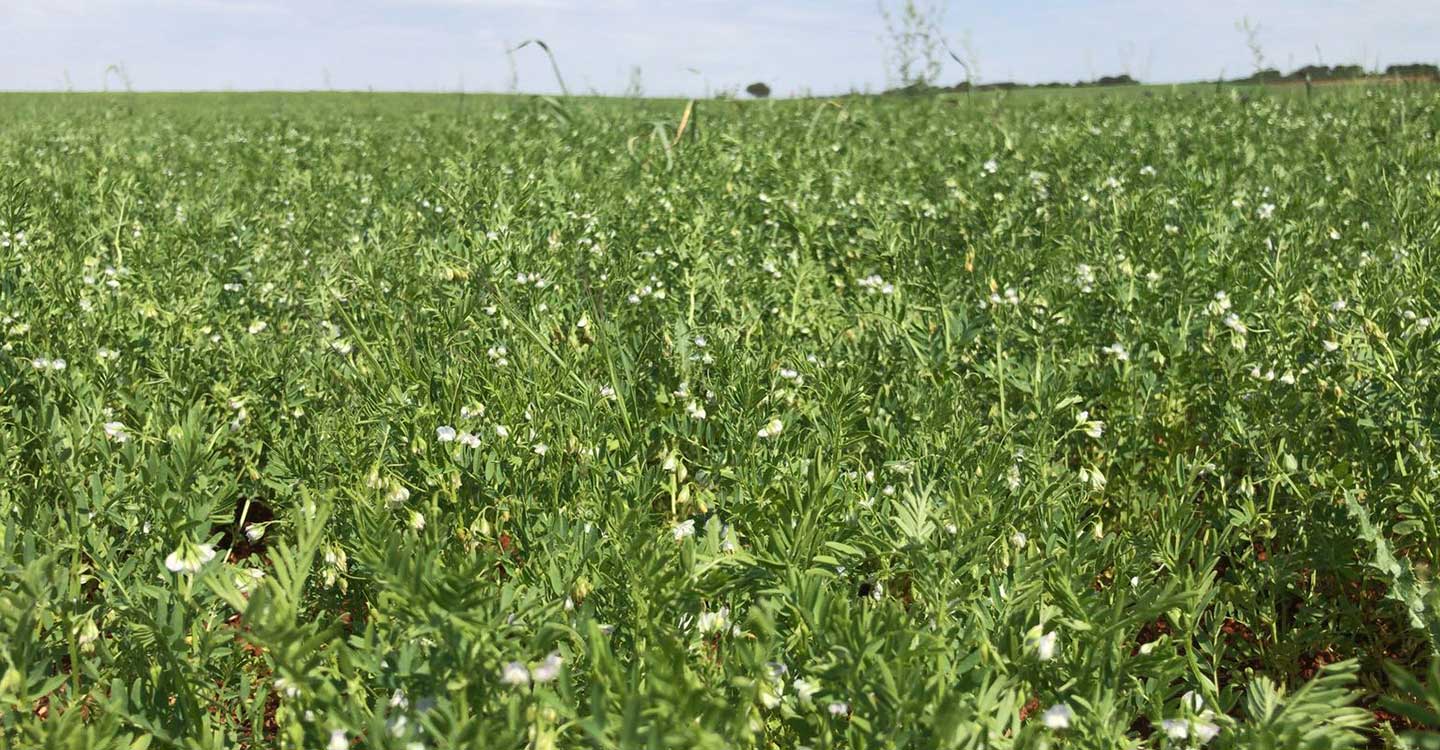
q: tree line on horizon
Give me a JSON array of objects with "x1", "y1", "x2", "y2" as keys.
[{"x1": 856, "y1": 62, "x2": 1440, "y2": 97}]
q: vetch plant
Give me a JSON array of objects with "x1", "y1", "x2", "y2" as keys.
[{"x1": 0, "y1": 85, "x2": 1433, "y2": 749}]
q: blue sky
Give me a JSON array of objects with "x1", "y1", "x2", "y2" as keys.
[{"x1": 2, "y1": 0, "x2": 1436, "y2": 95}]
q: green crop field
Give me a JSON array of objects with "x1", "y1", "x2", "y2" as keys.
[{"x1": 2, "y1": 87, "x2": 1440, "y2": 749}]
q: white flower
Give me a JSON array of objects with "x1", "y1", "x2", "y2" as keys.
[
  {"x1": 245, "y1": 525, "x2": 266, "y2": 542},
  {"x1": 1331, "y1": 299, "x2": 1347, "y2": 312},
  {"x1": 532, "y1": 442, "x2": 548, "y2": 456},
  {"x1": 693, "y1": 335, "x2": 707, "y2": 347},
  {"x1": 757, "y1": 418, "x2": 784, "y2": 439},
  {"x1": 1030, "y1": 630, "x2": 1059, "y2": 661},
  {"x1": 1161, "y1": 718, "x2": 1189, "y2": 739},
  {"x1": 983, "y1": 158, "x2": 999, "y2": 174},
  {"x1": 103, "y1": 421, "x2": 129, "y2": 443},
  {"x1": 408, "y1": 510, "x2": 425, "y2": 531},
  {"x1": 827, "y1": 702, "x2": 850, "y2": 716},
  {"x1": 1080, "y1": 466, "x2": 1107, "y2": 491},
  {"x1": 233, "y1": 567, "x2": 265, "y2": 593},
  {"x1": 794, "y1": 677, "x2": 820, "y2": 703},
  {"x1": 500, "y1": 661, "x2": 530, "y2": 687},
  {"x1": 1010, "y1": 531, "x2": 1027, "y2": 548},
  {"x1": 247, "y1": 320, "x2": 268, "y2": 334},
  {"x1": 856, "y1": 274, "x2": 893, "y2": 295},
  {"x1": 436, "y1": 425, "x2": 457, "y2": 442},
  {"x1": 1257, "y1": 203, "x2": 1275, "y2": 220},
  {"x1": 389, "y1": 688, "x2": 409, "y2": 709},
  {"x1": 1042, "y1": 702, "x2": 1073, "y2": 729},
  {"x1": 269, "y1": 676, "x2": 300, "y2": 699},
  {"x1": 1322, "y1": 339, "x2": 1340, "y2": 352},
  {"x1": 1084, "y1": 421, "x2": 1105, "y2": 440},
  {"x1": 328, "y1": 730, "x2": 348, "y2": 750},
  {"x1": 673, "y1": 519, "x2": 696, "y2": 541},
  {"x1": 385, "y1": 485, "x2": 410, "y2": 506},
  {"x1": 1222, "y1": 313, "x2": 1247, "y2": 335},
  {"x1": 1101, "y1": 342, "x2": 1129, "y2": 361},
  {"x1": 459, "y1": 431, "x2": 480, "y2": 448},
  {"x1": 696, "y1": 607, "x2": 730, "y2": 634},
  {"x1": 461, "y1": 403, "x2": 485, "y2": 419},
  {"x1": 165, "y1": 542, "x2": 217, "y2": 574},
  {"x1": 530, "y1": 653, "x2": 562, "y2": 683},
  {"x1": 759, "y1": 666, "x2": 786, "y2": 708},
  {"x1": 685, "y1": 401, "x2": 707, "y2": 420},
  {"x1": 599, "y1": 384, "x2": 617, "y2": 400},
  {"x1": 779, "y1": 367, "x2": 799, "y2": 380},
  {"x1": 494, "y1": 424, "x2": 510, "y2": 438},
  {"x1": 1194, "y1": 719, "x2": 1220, "y2": 744}
]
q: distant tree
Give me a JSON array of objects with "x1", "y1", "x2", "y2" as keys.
[
  {"x1": 1386, "y1": 63, "x2": 1440, "y2": 80},
  {"x1": 745, "y1": 82, "x2": 771, "y2": 99},
  {"x1": 1092, "y1": 74, "x2": 1139, "y2": 87}
]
